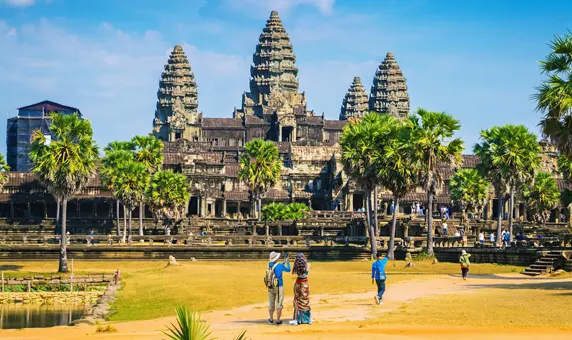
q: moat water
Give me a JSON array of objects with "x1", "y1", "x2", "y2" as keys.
[{"x1": 0, "y1": 304, "x2": 88, "y2": 329}]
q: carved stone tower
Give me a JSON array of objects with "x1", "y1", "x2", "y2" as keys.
[
  {"x1": 340, "y1": 77, "x2": 369, "y2": 120},
  {"x1": 369, "y1": 52, "x2": 410, "y2": 119},
  {"x1": 153, "y1": 45, "x2": 201, "y2": 142},
  {"x1": 236, "y1": 10, "x2": 315, "y2": 143}
]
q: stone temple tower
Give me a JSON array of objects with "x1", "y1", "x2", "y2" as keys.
[
  {"x1": 369, "y1": 52, "x2": 410, "y2": 119},
  {"x1": 153, "y1": 45, "x2": 201, "y2": 142},
  {"x1": 237, "y1": 10, "x2": 308, "y2": 119},
  {"x1": 340, "y1": 77, "x2": 369, "y2": 120}
]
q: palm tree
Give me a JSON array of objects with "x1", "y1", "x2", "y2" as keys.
[
  {"x1": 132, "y1": 135, "x2": 164, "y2": 235},
  {"x1": 409, "y1": 109, "x2": 464, "y2": 257},
  {"x1": 522, "y1": 172, "x2": 560, "y2": 225},
  {"x1": 374, "y1": 116, "x2": 417, "y2": 260},
  {"x1": 0, "y1": 154, "x2": 10, "y2": 186},
  {"x1": 164, "y1": 306, "x2": 248, "y2": 340},
  {"x1": 111, "y1": 161, "x2": 150, "y2": 243},
  {"x1": 101, "y1": 146, "x2": 134, "y2": 237},
  {"x1": 147, "y1": 170, "x2": 190, "y2": 231},
  {"x1": 450, "y1": 169, "x2": 489, "y2": 223},
  {"x1": 534, "y1": 31, "x2": 572, "y2": 157},
  {"x1": 474, "y1": 125, "x2": 541, "y2": 244},
  {"x1": 340, "y1": 113, "x2": 387, "y2": 258},
  {"x1": 29, "y1": 112, "x2": 98, "y2": 273},
  {"x1": 238, "y1": 139, "x2": 281, "y2": 221}
]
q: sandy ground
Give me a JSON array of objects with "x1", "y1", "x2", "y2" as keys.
[{"x1": 0, "y1": 274, "x2": 570, "y2": 339}]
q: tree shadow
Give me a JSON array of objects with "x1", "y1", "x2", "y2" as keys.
[
  {"x1": 0, "y1": 265, "x2": 23, "y2": 271},
  {"x1": 466, "y1": 280, "x2": 572, "y2": 291},
  {"x1": 445, "y1": 274, "x2": 557, "y2": 281}
]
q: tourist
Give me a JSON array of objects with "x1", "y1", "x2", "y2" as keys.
[
  {"x1": 442, "y1": 222, "x2": 448, "y2": 236},
  {"x1": 490, "y1": 232, "x2": 495, "y2": 245},
  {"x1": 503, "y1": 230, "x2": 510, "y2": 247},
  {"x1": 266, "y1": 251, "x2": 291, "y2": 325},
  {"x1": 454, "y1": 230, "x2": 460, "y2": 237},
  {"x1": 89, "y1": 230, "x2": 95, "y2": 245},
  {"x1": 289, "y1": 253, "x2": 311, "y2": 326},
  {"x1": 371, "y1": 252, "x2": 389, "y2": 305},
  {"x1": 479, "y1": 232, "x2": 485, "y2": 245},
  {"x1": 390, "y1": 202, "x2": 395, "y2": 215},
  {"x1": 459, "y1": 250, "x2": 471, "y2": 280}
]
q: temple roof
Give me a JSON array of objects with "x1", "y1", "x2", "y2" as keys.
[
  {"x1": 324, "y1": 120, "x2": 347, "y2": 130},
  {"x1": 202, "y1": 118, "x2": 244, "y2": 129},
  {"x1": 18, "y1": 100, "x2": 82, "y2": 116}
]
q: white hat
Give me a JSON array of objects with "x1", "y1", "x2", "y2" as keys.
[
  {"x1": 461, "y1": 250, "x2": 467, "y2": 255},
  {"x1": 269, "y1": 251, "x2": 281, "y2": 262}
]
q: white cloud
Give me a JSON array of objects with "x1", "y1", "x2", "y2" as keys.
[
  {"x1": 2, "y1": 0, "x2": 35, "y2": 7},
  {"x1": 223, "y1": 0, "x2": 335, "y2": 16}
]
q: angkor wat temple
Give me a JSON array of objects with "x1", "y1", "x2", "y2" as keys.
[{"x1": 0, "y1": 11, "x2": 566, "y2": 228}]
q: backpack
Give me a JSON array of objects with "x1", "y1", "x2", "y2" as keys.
[{"x1": 264, "y1": 263, "x2": 280, "y2": 289}]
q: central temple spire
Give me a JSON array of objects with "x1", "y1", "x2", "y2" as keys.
[{"x1": 237, "y1": 10, "x2": 308, "y2": 118}]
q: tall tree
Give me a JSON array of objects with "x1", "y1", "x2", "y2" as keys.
[
  {"x1": 132, "y1": 135, "x2": 164, "y2": 235},
  {"x1": 0, "y1": 154, "x2": 10, "y2": 187},
  {"x1": 450, "y1": 169, "x2": 489, "y2": 223},
  {"x1": 101, "y1": 143, "x2": 134, "y2": 237},
  {"x1": 522, "y1": 172, "x2": 560, "y2": 225},
  {"x1": 340, "y1": 113, "x2": 387, "y2": 258},
  {"x1": 29, "y1": 112, "x2": 98, "y2": 273},
  {"x1": 376, "y1": 118, "x2": 418, "y2": 260},
  {"x1": 111, "y1": 161, "x2": 150, "y2": 243},
  {"x1": 147, "y1": 170, "x2": 190, "y2": 230},
  {"x1": 409, "y1": 109, "x2": 464, "y2": 257},
  {"x1": 535, "y1": 31, "x2": 572, "y2": 157},
  {"x1": 474, "y1": 125, "x2": 541, "y2": 244},
  {"x1": 238, "y1": 139, "x2": 281, "y2": 221}
]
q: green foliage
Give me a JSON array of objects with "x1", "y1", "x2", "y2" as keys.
[
  {"x1": 238, "y1": 139, "x2": 281, "y2": 219},
  {"x1": 474, "y1": 125, "x2": 541, "y2": 196},
  {"x1": 534, "y1": 30, "x2": 572, "y2": 156},
  {"x1": 163, "y1": 306, "x2": 247, "y2": 340},
  {"x1": 146, "y1": 170, "x2": 190, "y2": 222},
  {"x1": 262, "y1": 202, "x2": 309, "y2": 221},
  {"x1": 522, "y1": 172, "x2": 560, "y2": 224},
  {"x1": 450, "y1": 168, "x2": 489, "y2": 216},
  {"x1": 164, "y1": 306, "x2": 215, "y2": 340},
  {"x1": 132, "y1": 135, "x2": 164, "y2": 173},
  {"x1": 0, "y1": 153, "x2": 10, "y2": 187}
]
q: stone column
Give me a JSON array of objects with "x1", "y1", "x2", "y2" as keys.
[
  {"x1": 278, "y1": 126, "x2": 282, "y2": 142},
  {"x1": 348, "y1": 192, "x2": 353, "y2": 211},
  {"x1": 237, "y1": 201, "x2": 242, "y2": 217},
  {"x1": 292, "y1": 127, "x2": 296, "y2": 142},
  {"x1": 26, "y1": 202, "x2": 31, "y2": 217},
  {"x1": 514, "y1": 203, "x2": 520, "y2": 219},
  {"x1": 222, "y1": 199, "x2": 227, "y2": 218},
  {"x1": 93, "y1": 202, "x2": 98, "y2": 217},
  {"x1": 487, "y1": 198, "x2": 493, "y2": 220},
  {"x1": 523, "y1": 204, "x2": 528, "y2": 221},
  {"x1": 199, "y1": 196, "x2": 205, "y2": 217},
  {"x1": 108, "y1": 201, "x2": 113, "y2": 218}
]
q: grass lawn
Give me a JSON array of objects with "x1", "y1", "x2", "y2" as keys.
[{"x1": 0, "y1": 259, "x2": 523, "y2": 321}]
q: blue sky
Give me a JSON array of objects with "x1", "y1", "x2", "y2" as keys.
[{"x1": 0, "y1": 0, "x2": 570, "y2": 154}]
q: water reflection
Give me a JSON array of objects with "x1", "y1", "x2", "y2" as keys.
[{"x1": 0, "y1": 304, "x2": 88, "y2": 329}]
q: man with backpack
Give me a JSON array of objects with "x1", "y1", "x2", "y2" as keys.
[
  {"x1": 265, "y1": 251, "x2": 291, "y2": 325},
  {"x1": 371, "y1": 252, "x2": 389, "y2": 305}
]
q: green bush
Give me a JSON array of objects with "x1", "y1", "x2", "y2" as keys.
[{"x1": 262, "y1": 202, "x2": 309, "y2": 221}]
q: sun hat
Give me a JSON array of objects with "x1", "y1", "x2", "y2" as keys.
[
  {"x1": 461, "y1": 250, "x2": 467, "y2": 255},
  {"x1": 269, "y1": 251, "x2": 281, "y2": 262}
]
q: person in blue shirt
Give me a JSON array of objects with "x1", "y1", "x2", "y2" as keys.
[
  {"x1": 268, "y1": 251, "x2": 291, "y2": 325},
  {"x1": 371, "y1": 252, "x2": 389, "y2": 305}
]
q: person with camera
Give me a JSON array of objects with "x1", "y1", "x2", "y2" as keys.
[{"x1": 265, "y1": 251, "x2": 291, "y2": 325}]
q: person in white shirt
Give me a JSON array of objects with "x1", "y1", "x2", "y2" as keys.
[
  {"x1": 442, "y1": 222, "x2": 448, "y2": 236},
  {"x1": 490, "y1": 232, "x2": 495, "y2": 244},
  {"x1": 479, "y1": 232, "x2": 485, "y2": 245}
]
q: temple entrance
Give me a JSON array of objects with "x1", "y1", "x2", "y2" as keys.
[
  {"x1": 188, "y1": 197, "x2": 199, "y2": 216},
  {"x1": 352, "y1": 193, "x2": 364, "y2": 211},
  {"x1": 281, "y1": 126, "x2": 294, "y2": 142}
]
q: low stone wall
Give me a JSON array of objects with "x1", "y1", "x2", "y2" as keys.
[
  {"x1": 0, "y1": 245, "x2": 371, "y2": 261},
  {"x1": 0, "y1": 291, "x2": 103, "y2": 304},
  {"x1": 434, "y1": 247, "x2": 538, "y2": 266},
  {"x1": 3, "y1": 274, "x2": 115, "y2": 286}
]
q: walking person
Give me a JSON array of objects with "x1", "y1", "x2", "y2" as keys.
[
  {"x1": 265, "y1": 251, "x2": 291, "y2": 325},
  {"x1": 490, "y1": 232, "x2": 495, "y2": 245},
  {"x1": 289, "y1": 253, "x2": 312, "y2": 326},
  {"x1": 479, "y1": 232, "x2": 485, "y2": 245},
  {"x1": 371, "y1": 252, "x2": 389, "y2": 305},
  {"x1": 460, "y1": 250, "x2": 471, "y2": 280}
]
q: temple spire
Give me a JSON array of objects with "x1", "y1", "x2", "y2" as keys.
[
  {"x1": 238, "y1": 10, "x2": 302, "y2": 117},
  {"x1": 340, "y1": 77, "x2": 368, "y2": 120},
  {"x1": 369, "y1": 52, "x2": 410, "y2": 119},
  {"x1": 153, "y1": 45, "x2": 199, "y2": 141}
]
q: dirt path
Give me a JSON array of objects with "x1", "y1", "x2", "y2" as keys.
[{"x1": 0, "y1": 274, "x2": 570, "y2": 339}]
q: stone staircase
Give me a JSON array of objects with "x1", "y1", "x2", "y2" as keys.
[{"x1": 522, "y1": 251, "x2": 564, "y2": 276}]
